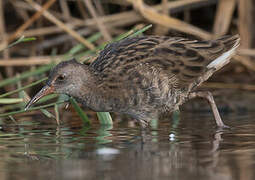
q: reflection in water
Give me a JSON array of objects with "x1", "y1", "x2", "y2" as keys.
[
  {"x1": 95, "y1": 124, "x2": 113, "y2": 144},
  {"x1": 0, "y1": 113, "x2": 255, "y2": 179}
]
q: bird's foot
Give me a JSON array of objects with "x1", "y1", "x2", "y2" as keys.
[{"x1": 216, "y1": 124, "x2": 231, "y2": 132}]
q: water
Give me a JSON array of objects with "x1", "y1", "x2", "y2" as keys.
[{"x1": 0, "y1": 112, "x2": 255, "y2": 180}]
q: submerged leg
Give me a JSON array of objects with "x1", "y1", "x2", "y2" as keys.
[
  {"x1": 188, "y1": 91, "x2": 228, "y2": 128},
  {"x1": 136, "y1": 111, "x2": 158, "y2": 128}
]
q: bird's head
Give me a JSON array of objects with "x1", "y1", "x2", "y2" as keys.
[{"x1": 25, "y1": 59, "x2": 90, "y2": 110}]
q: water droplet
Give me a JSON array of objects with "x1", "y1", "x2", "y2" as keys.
[{"x1": 169, "y1": 133, "x2": 175, "y2": 141}]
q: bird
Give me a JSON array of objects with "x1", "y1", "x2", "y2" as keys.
[{"x1": 25, "y1": 35, "x2": 240, "y2": 127}]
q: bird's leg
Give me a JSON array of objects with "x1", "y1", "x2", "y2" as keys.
[{"x1": 188, "y1": 91, "x2": 228, "y2": 128}]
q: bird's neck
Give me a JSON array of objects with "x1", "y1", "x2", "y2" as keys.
[{"x1": 70, "y1": 67, "x2": 111, "y2": 112}]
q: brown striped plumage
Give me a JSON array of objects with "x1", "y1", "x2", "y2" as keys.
[{"x1": 25, "y1": 35, "x2": 240, "y2": 127}]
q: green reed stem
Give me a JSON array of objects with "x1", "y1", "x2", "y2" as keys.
[
  {"x1": 0, "y1": 36, "x2": 36, "y2": 52},
  {"x1": 69, "y1": 97, "x2": 90, "y2": 125},
  {"x1": 96, "y1": 112, "x2": 113, "y2": 125},
  {"x1": 0, "y1": 101, "x2": 65, "y2": 117},
  {"x1": 0, "y1": 64, "x2": 53, "y2": 88},
  {"x1": 0, "y1": 77, "x2": 47, "y2": 98},
  {"x1": 0, "y1": 98, "x2": 23, "y2": 104}
]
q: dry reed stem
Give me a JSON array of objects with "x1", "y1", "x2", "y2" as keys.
[
  {"x1": 60, "y1": 0, "x2": 71, "y2": 20},
  {"x1": 0, "y1": 53, "x2": 99, "y2": 66},
  {"x1": 234, "y1": 55, "x2": 255, "y2": 71},
  {"x1": 94, "y1": 0, "x2": 105, "y2": 16},
  {"x1": 7, "y1": 0, "x2": 56, "y2": 43},
  {"x1": 0, "y1": 0, "x2": 6, "y2": 82},
  {"x1": 10, "y1": 0, "x2": 215, "y2": 39},
  {"x1": 83, "y1": 0, "x2": 112, "y2": 41},
  {"x1": 0, "y1": 0, "x2": 14, "y2": 91},
  {"x1": 36, "y1": 28, "x2": 93, "y2": 50},
  {"x1": 238, "y1": 0, "x2": 255, "y2": 48},
  {"x1": 153, "y1": 0, "x2": 169, "y2": 35},
  {"x1": 213, "y1": 0, "x2": 236, "y2": 37},
  {"x1": 25, "y1": 0, "x2": 95, "y2": 50},
  {"x1": 0, "y1": 56, "x2": 63, "y2": 66},
  {"x1": 77, "y1": 0, "x2": 90, "y2": 19},
  {"x1": 155, "y1": 0, "x2": 216, "y2": 12},
  {"x1": 11, "y1": 0, "x2": 85, "y2": 24},
  {"x1": 0, "y1": 0, "x2": 8, "y2": 53},
  {"x1": 238, "y1": 49, "x2": 255, "y2": 57},
  {"x1": 128, "y1": 0, "x2": 212, "y2": 39},
  {"x1": 20, "y1": 11, "x2": 141, "y2": 37}
]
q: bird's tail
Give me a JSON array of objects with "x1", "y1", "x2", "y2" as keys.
[{"x1": 207, "y1": 34, "x2": 240, "y2": 71}]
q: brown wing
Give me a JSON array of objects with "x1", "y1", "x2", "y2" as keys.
[
  {"x1": 90, "y1": 35, "x2": 239, "y2": 89},
  {"x1": 90, "y1": 36, "x2": 164, "y2": 72},
  {"x1": 149, "y1": 35, "x2": 240, "y2": 85}
]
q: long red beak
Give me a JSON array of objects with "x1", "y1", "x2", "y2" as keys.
[{"x1": 25, "y1": 85, "x2": 55, "y2": 110}]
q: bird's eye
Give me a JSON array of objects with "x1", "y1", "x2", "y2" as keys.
[{"x1": 57, "y1": 74, "x2": 66, "y2": 81}]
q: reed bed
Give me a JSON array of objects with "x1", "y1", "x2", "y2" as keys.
[{"x1": 0, "y1": 0, "x2": 255, "y2": 125}]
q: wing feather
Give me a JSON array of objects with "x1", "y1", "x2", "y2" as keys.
[{"x1": 90, "y1": 35, "x2": 240, "y2": 89}]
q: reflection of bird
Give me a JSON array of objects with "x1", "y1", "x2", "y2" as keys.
[{"x1": 25, "y1": 35, "x2": 240, "y2": 127}]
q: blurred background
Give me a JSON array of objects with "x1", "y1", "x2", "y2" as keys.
[{"x1": 1, "y1": 1, "x2": 255, "y2": 180}]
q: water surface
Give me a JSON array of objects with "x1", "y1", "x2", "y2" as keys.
[{"x1": 0, "y1": 112, "x2": 255, "y2": 180}]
